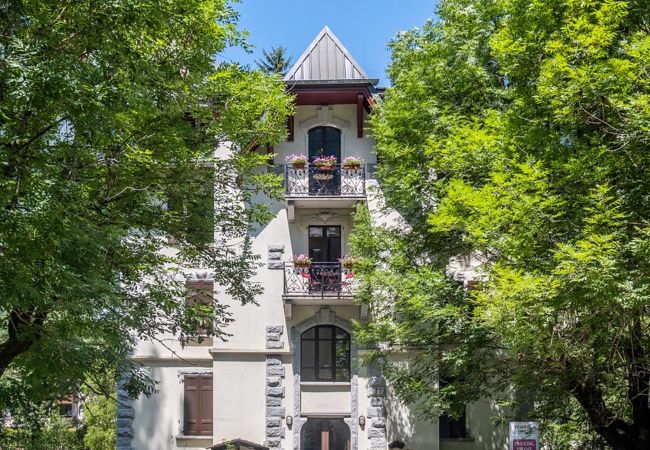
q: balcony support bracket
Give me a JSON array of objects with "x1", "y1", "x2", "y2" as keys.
[
  {"x1": 287, "y1": 202, "x2": 295, "y2": 222},
  {"x1": 284, "y1": 300, "x2": 293, "y2": 319},
  {"x1": 360, "y1": 304, "x2": 369, "y2": 321}
]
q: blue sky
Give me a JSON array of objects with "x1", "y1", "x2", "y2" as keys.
[{"x1": 220, "y1": 0, "x2": 439, "y2": 86}]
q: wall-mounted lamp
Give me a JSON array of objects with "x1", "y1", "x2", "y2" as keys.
[
  {"x1": 286, "y1": 415, "x2": 293, "y2": 428},
  {"x1": 358, "y1": 415, "x2": 366, "y2": 428}
]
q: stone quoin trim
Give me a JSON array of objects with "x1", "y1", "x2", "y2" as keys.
[{"x1": 266, "y1": 325, "x2": 286, "y2": 449}]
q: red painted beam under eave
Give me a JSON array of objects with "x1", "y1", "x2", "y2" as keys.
[{"x1": 357, "y1": 94, "x2": 364, "y2": 138}]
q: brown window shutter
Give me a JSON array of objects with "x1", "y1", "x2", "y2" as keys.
[
  {"x1": 200, "y1": 374, "x2": 213, "y2": 434},
  {"x1": 184, "y1": 374, "x2": 213, "y2": 436},
  {"x1": 183, "y1": 375, "x2": 201, "y2": 435}
]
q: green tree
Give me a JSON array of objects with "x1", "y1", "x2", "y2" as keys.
[
  {"x1": 255, "y1": 46, "x2": 292, "y2": 75},
  {"x1": 0, "y1": 0, "x2": 292, "y2": 413},
  {"x1": 83, "y1": 393, "x2": 116, "y2": 450},
  {"x1": 353, "y1": 1, "x2": 650, "y2": 449}
]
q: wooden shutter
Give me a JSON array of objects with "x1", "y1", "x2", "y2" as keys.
[
  {"x1": 200, "y1": 374, "x2": 213, "y2": 434},
  {"x1": 184, "y1": 373, "x2": 213, "y2": 436},
  {"x1": 183, "y1": 375, "x2": 201, "y2": 435}
]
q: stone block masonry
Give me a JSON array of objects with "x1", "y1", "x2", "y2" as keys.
[
  {"x1": 116, "y1": 381, "x2": 135, "y2": 450},
  {"x1": 265, "y1": 325, "x2": 286, "y2": 450},
  {"x1": 367, "y1": 374, "x2": 387, "y2": 449}
]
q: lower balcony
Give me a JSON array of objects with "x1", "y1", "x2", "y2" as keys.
[
  {"x1": 284, "y1": 262, "x2": 356, "y2": 297},
  {"x1": 283, "y1": 262, "x2": 368, "y2": 320},
  {"x1": 282, "y1": 261, "x2": 367, "y2": 319}
]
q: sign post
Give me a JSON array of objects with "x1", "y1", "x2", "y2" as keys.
[{"x1": 509, "y1": 422, "x2": 539, "y2": 450}]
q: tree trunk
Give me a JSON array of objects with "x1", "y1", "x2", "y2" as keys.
[{"x1": 0, "y1": 308, "x2": 46, "y2": 377}]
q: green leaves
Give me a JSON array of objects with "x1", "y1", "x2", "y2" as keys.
[
  {"x1": 0, "y1": 0, "x2": 292, "y2": 417},
  {"x1": 354, "y1": 0, "x2": 650, "y2": 447}
]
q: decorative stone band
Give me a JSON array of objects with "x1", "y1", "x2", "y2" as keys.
[
  {"x1": 266, "y1": 325, "x2": 286, "y2": 450},
  {"x1": 367, "y1": 373, "x2": 388, "y2": 450}
]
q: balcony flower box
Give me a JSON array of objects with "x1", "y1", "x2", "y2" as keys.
[
  {"x1": 286, "y1": 154, "x2": 308, "y2": 170},
  {"x1": 293, "y1": 254, "x2": 312, "y2": 268},
  {"x1": 313, "y1": 155, "x2": 337, "y2": 171},
  {"x1": 340, "y1": 255, "x2": 357, "y2": 270},
  {"x1": 342, "y1": 157, "x2": 362, "y2": 170}
]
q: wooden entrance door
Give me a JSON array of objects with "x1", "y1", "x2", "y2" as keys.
[{"x1": 300, "y1": 419, "x2": 350, "y2": 450}]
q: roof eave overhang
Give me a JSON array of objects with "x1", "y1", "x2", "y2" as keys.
[{"x1": 286, "y1": 80, "x2": 379, "y2": 110}]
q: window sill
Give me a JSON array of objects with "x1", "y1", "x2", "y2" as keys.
[
  {"x1": 175, "y1": 434, "x2": 213, "y2": 440},
  {"x1": 300, "y1": 381, "x2": 351, "y2": 386}
]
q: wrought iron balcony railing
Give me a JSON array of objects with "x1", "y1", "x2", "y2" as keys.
[
  {"x1": 285, "y1": 164, "x2": 365, "y2": 197},
  {"x1": 283, "y1": 262, "x2": 356, "y2": 297}
]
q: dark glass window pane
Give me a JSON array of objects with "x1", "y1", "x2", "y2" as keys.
[
  {"x1": 318, "y1": 340, "x2": 332, "y2": 368},
  {"x1": 318, "y1": 326, "x2": 332, "y2": 339},
  {"x1": 336, "y1": 367, "x2": 350, "y2": 381},
  {"x1": 301, "y1": 340, "x2": 315, "y2": 367},
  {"x1": 335, "y1": 340, "x2": 350, "y2": 382},
  {"x1": 326, "y1": 227, "x2": 340, "y2": 237},
  {"x1": 335, "y1": 328, "x2": 349, "y2": 339},
  {"x1": 303, "y1": 328, "x2": 315, "y2": 339},
  {"x1": 302, "y1": 368, "x2": 315, "y2": 382},
  {"x1": 309, "y1": 127, "x2": 341, "y2": 160},
  {"x1": 439, "y1": 412, "x2": 467, "y2": 438},
  {"x1": 318, "y1": 367, "x2": 333, "y2": 380},
  {"x1": 309, "y1": 227, "x2": 323, "y2": 237}
]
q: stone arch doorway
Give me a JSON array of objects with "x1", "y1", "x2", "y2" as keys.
[{"x1": 300, "y1": 418, "x2": 350, "y2": 450}]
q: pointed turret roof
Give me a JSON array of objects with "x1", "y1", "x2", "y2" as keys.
[{"x1": 285, "y1": 26, "x2": 370, "y2": 82}]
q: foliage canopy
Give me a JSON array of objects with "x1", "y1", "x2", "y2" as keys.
[
  {"x1": 0, "y1": 0, "x2": 293, "y2": 415},
  {"x1": 353, "y1": 1, "x2": 650, "y2": 448}
]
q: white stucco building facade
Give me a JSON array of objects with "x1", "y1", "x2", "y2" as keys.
[{"x1": 120, "y1": 27, "x2": 509, "y2": 450}]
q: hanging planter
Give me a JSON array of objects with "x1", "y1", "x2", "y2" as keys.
[
  {"x1": 286, "y1": 154, "x2": 308, "y2": 169},
  {"x1": 313, "y1": 155, "x2": 337, "y2": 171},
  {"x1": 340, "y1": 255, "x2": 357, "y2": 270},
  {"x1": 293, "y1": 254, "x2": 312, "y2": 268},
  {"x1": 342, "y1": 156, "x2": 362, "y2": 170}
]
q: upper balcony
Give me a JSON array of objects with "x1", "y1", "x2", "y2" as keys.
[{"x1": 285, "y1": 164, "x2": 366, "y2": 211}]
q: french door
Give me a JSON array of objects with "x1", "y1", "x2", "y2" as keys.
[
  {"x1": 308, "y1": 126, "x2": 341, "y2": 195},
  {"x1": 308, "y1": 226, "x2": 341, "y2": 293}
]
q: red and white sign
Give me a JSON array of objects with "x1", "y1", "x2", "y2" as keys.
[{"x1": 509, "y1": 422, "x2": 539, "y2": 450}]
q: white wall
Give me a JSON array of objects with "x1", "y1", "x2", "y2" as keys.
[
  {"x1": 212, "y1": 354, "x2": 267, "y2": 445},
  {"x1": 131, "y1": 364, "x2": 212, "y2": 450}
]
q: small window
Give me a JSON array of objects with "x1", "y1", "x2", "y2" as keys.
[
  {"x1": 438, "y1": 379, "x2": 468, "y2": 439},
  {"x1": 184, "y1": 281, "x2": 214, "y2": 337},
  {"x1": 59, "y1": 401, "x2": 74, "y2": 418},
  {"x1": 167, "y1": 167, "x2": 214, "y2": 246},
  {"x1": 183, "y1": 373, "x2": 213, "y2": 436},
  {"x1": 439, "y1": 410, "x2": 468, "y2": 439},
  {"x1": 301, "y1": 325, "x2": 350, "y2": 382}
]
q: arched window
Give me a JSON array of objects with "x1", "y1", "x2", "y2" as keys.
[
  {"x1": 308, "y1": 126, "x2": 341, "y2": 161},
  {"x1": 301, "y1": 325, "x2": 350, "y2": 382}
]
